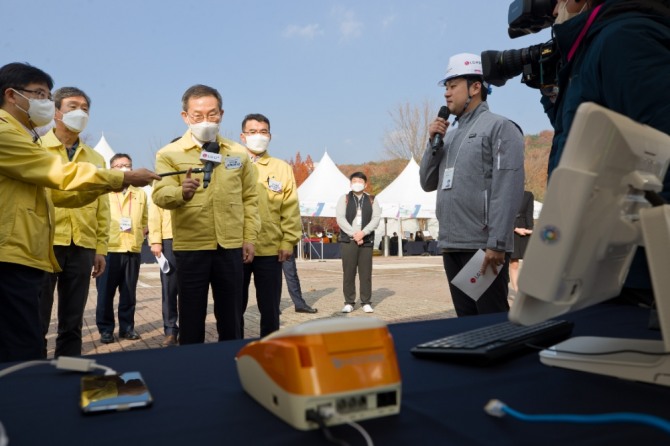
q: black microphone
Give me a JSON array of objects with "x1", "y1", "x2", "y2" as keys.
[
  {"x1": 431, "y1": 106, "x2": 451, "y2": 156},
  {"x1": 200, "y1": 142, "x2": 222, "y2": 189}
]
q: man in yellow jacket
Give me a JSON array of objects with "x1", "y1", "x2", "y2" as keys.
[
  {"x1": 95, "y1": 154, "x2": 149, "y2": 344},
  {"x1": 152, "y1": 84, "x2": 259, "y2": 344},
  {"x1": 148, "y1": 203, "x2": 179, "y2": 346},
  {"x1": 39, "y1": 87, "x2": 111, "y2": 358},
  {"x1": 0, "y1": 62, "x2": 159, "y2": 362},
  {"x1": 239, "y1": 114, "x2": 302, "y2": 337}
]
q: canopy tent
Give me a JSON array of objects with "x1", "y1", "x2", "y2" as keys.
[
  {"x1": 375, "y1": 158, "x2": 436, "y2": 219},
  {"x1": 94, "y1": 133, "x2": 116, "y2": 168},
  {"x1": 373, "y1": 158, "x2": 439, "y2": 253},
  {"x1": 297, "y1": 151, "x2": 350, "y2": 217}
]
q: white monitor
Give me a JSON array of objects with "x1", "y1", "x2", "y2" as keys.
[{"x1": 509, "y1": 102, "x2": 670, "y2": 386}]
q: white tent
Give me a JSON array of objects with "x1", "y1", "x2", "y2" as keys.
[
  {"x1": 376, "y1": 158, "x2": 436, "y2": 219},
  {"x1": 297, "y1": 151, "x2": 350, "y2": 217},
  {"x1": 94, "y1": 133, "x2": 115, "y2": 168},
  {"x1": 374, "y1": 158, "x2": 439, "y2": 251}
]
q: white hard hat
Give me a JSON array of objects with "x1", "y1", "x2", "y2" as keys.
[{"x1": 438, "y1": 53, "x2": 485, "y2": 86}]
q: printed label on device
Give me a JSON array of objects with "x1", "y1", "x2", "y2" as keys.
[{"x1": 200, "y1": 151, "x2": 223, "y2": 164}]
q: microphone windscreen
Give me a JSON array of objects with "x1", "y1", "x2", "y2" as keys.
[
  {"x1": 202, "y1": 141, "x2": 220, "y2": 154},
  {"x1": 438, "y1": 106, "x2": 450, "y2": 120}
]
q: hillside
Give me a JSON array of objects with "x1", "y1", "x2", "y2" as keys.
[{"x1": 337, "y1": 131, "x2": 552, "y2": 201}]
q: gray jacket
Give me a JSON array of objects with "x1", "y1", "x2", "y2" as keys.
[{"x1": 419, "y1": 102, "x2": 524, "y2": 252}]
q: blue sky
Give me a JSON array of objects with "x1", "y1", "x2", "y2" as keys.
[{"x1": 5, "y1": 0, "x2": 552, "y2": 170}]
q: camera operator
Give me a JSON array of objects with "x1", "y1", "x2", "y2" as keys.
[{"x1": 546, "y1": 0, "x2": 670, "y2": 306}]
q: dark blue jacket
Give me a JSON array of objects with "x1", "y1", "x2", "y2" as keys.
[{"x1": 543, "y1": 0, "x2": 670, "y2": 289}]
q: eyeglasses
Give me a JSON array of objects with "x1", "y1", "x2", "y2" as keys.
[
  {"x1": 112, "y1": 163, "x2": 132, "y2": 169},
  {"x1": 243, "y1": 129, "x2": 270, "y2": 135},
  {"x1": 17, "y1": 88, "x2": 52, "y2": 100},
  {"x1": 187, "y1": 112, "x2": 221, "y2": 124}
]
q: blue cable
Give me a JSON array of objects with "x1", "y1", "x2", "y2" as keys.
[{"x1": 485, "y1": 399, "x2": 670, "y2": 435}]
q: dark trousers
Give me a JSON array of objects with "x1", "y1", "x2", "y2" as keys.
[
  {"x1": 243, "y1": 255, "x2": 281, "y2": 337},
  {"x1": 175, "y1": 247, "x2": 243, "y2": 344},
  {"x1": 40, "y1": 244, "x2": 95, "y2": 357},
  {"x1": 281, "y1": 256, "x2": 310, "y2": 309},
  {"x1": 160, "y1": 239, "x2": 179, "y2": 337},
  {"x1": 95, "y1": 252, "x2": 140, "y2": 335},
  {"x1": 0, "y1": 262, "x2": 46, "y2": 362},
  {"x1": 442, "y1": 251, "x2": 510, "y2": 317},
  {"x1": 340, "y1": 241, "x2": 373, "y2": 305}
]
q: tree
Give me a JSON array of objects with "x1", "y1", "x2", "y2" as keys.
[
  {"x1": 382, "y1": 99, "x2": 436, "y2": 161},
  {"x1": 289, "y1": 151, "x2": 314, "y2": 187}
]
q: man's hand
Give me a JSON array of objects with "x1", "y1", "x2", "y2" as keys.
[
  {"x1": 480, "y1": 249, "x2": 505, "y2": 275},
  {"x1": 242, "y1": 242, "x2": 255, "y2": 264},
  {"x1": 182, "y1": 168, "x2": 201, "y2": 201},
  {"x1": 150, "y1": 243, "x2": 162, "y2": 257},
  {"x1": 92, "y1": 254, "x2": 106, "y2": 278},
  {"x1": 514, "y1": 228, "x2": 533, "y2": 236},
  {"x1": 428, "y1": 117, "x2": 450, "y2": 142},
  {"x1": 122, "y1": 168, "x2": 161, "y2": 187},
  {"x1": 278, "y1": 249, "x2": 292, "y2": 262},
  {"x1": 353, "y1": 230, "x2": 365, "y2": 242}
]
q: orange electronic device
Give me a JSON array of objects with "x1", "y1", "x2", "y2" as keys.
[{"x1": 236, "y1": 317, "x2": 402, "y2": 430}]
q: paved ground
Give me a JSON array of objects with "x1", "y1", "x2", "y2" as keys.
[{"x1": 44, "y1": 255, "x2": 462, "y2": 359}]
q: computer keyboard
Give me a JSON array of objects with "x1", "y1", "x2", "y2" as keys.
[{"x1": 411, "y1": 319, "x2": 574, "y2": 365}]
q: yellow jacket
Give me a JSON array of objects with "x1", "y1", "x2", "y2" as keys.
[
  {"x1": 152, "y1": 132, "x2": 260, "y2": 251},
  {"x1": 41, "y1": 129, "x2": 111, "y2": 255},
  {"x1": 0, "y1": 110, "x2": 123, "y2": 272},
  {"x1": 248, "y1": 152, "x2": 301, "y2": 256},
  {"x1": 107, "y1": 186, "x2": 148, "y2": 254},
  {"x1": 148, "y1": 202, "x2": 173, "y2": 243}
]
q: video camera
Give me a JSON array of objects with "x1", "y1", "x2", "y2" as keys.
[{"x1": 481, "y1": 0, "x2": 559, "y2": 92}]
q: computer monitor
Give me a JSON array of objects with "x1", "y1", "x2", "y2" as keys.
[{"x1": 509, "y1": 102, "x2": 670, "y2": 386}]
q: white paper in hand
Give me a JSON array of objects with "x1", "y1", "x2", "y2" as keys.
[
  {"x1": 156, "y1": 253, "x2": 170, "y2": 274},
  {"x1": 450, "y1": 249, "x2": 501, "y2": 301}
]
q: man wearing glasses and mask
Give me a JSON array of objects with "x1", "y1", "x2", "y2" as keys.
[{"x1": 152, "y1": 84, "x2": 259, "y2": 344}]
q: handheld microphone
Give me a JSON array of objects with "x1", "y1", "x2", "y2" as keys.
[
  {"x1": 200, "y1": 142, "x2": 222, "y2": 189},
  {"x1": 431, "y1": 106, "x2": 451, "y2": 156}
]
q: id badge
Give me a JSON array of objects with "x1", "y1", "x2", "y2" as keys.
[
  {"x1": 225, "y1": 157, "x2": 242, "y2": 170},
  {"x1": 441, "y1": 167, "x2": 455, "y2": 190},
  {"x1": 119, "y1": 216, "x2": 132, "y2": 232},
  {"x1": 268, "y1": 178, "x2": 283, "y2": 193},
  {"x1": 355, "y1": 209, "x2": 362, "y2": 226}
]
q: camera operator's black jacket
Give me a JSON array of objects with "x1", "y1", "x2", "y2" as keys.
[{"x1": 544, "y1": 0, "x2": 670, "y2": 289}]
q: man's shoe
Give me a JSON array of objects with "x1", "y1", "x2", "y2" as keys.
[
  {"x1": 162, "y1": 335, "x2": 178, "y2": 346},
  {"x1": 295, "y1": 306, "x2": 318, "y2": 314},
  {"x1": 363, "y1": 304, "x2": 374, "y2": 313},
  {"x1": 100, "y1": 332, "x2": 114, "y2": 344},
  {"x1": 341, "y1": 304, "x2": 354, "y2": 313},
  {"x1": 119, "y1": 330, "x2": 141, "y2": 340}
]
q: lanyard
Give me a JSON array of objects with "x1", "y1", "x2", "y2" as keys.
[
  {"x1": 446, "y1": 113, "x2": 485, "y2": 169},
  {"x1": 115, "y1": 191, "x2": 132, "y2": 216},
  {"x1": 567, "y1": 4, "x2": 603, "y2": 62}
]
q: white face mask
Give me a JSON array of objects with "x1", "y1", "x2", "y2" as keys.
[
  {"x1": 555, "y1": 1, "x2": 587, "y2": 25},
  {"x1": 13, "y1": 89, "x2": 55, "y2": 127},
  {"x1": 189, "y1": 121, "x2": 220, "y2": 142},
  {"x1": 351, "y1": 182, "x2": 365, "y2": 193},
  {"x1": 60, "y1": 109, "x2": 89, "y2": 133},
  {"x1": 244, "y1": 134, "x2": 270, "y2": 154}
]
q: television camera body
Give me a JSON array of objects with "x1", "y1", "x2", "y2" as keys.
[{"x1": 481, "y1": 0, "x2": 559, "y2": 93}]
